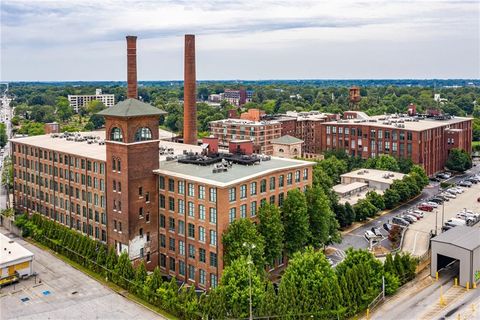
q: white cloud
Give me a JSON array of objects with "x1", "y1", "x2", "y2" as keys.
[{"x1": 1, "y1": 0, "x2": 478, "y2": 80}]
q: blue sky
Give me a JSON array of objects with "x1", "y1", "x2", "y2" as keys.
[{"x1": 1, "y1": 0, "x2": 479, "y2": 81}]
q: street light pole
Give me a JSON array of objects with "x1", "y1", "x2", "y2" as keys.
[
  {"x1": 441, "y1": 201, "x2": 445, "y2": 233},
  {"x1": 243, "y1": 242, "x2": 255, "y2": 320},
  {"x1": 435, "y1": 210, "x2": 438, "y2": 236}
]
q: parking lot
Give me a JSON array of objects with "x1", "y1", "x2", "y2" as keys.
[
  {"x1": 401, "y1": 175, "x2": 480, "y2": 256},
  {"x1": 0, "y1": 228, "x2": 163, "y2": 320}
]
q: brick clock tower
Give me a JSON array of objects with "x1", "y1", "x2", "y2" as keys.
[{"x1": 98, "y1": 36, "x2": 166, "y2": 270}]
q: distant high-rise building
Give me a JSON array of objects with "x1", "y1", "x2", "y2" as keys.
[
  {"x1": 223, "y1": 89, "x2": 253, "y2": 106},
  {"x1": 68, "y1": 89, "x2": 115, "y2": 113},
  {"x1": 349, "y1": 86, "x2": 361, "y2": 110}
]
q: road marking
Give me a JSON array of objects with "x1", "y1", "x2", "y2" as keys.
[{"x1": 412, "y1": 231, "x2": 419, "y2": 255}]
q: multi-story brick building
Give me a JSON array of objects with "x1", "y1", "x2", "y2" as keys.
[
  {"x1": 268, "y1": 111, "x2": 338, "y2": 156},
  {"x1": 320, "y1": 113, "x2": 472, "y2": 176},
  {"x1": 68, "y1": 89, "x2": 115, "y2": 113},
  {"x1": 154, "y1": 149, "x2": 313, "y2": 289},
  {"x1": 209, "y1": 118, "x2": 282, "y2": 155},
  {"x1": 10, "y1": 125, "x2": 312, "y2": 289}
]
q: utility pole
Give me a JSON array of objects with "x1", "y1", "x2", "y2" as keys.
[
  {"x1": 435, "y1": 210, "x2": 438, "y2": 236},
  {"x1": 441, "y1": 201, "x2": 445, "y2": 233}
]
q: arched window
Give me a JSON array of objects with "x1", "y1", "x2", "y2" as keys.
[
  {"x1": 135, "y1": 127, "x2": 152, "y2": 141},
  {"x1": 293, "y1": 148, "x2": 298, "y2": 154},
  {"x1": 278, "y1": 148, "x2": 284, "y2": 153},
  {"x1": 110, "y1": 127, "x2": 123, "y2": 142}
]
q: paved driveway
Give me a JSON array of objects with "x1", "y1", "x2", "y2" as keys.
[{"x1": 0, "y1": 228, "x2": 164, "y2": 320}]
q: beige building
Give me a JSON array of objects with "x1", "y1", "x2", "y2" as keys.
[
  {"x1": 271, "y1": 135, "x2": 303, "y2": 159},
  {"x1": 340, "y1": 168, "x2": 405, "y2": 191},
  {"x1": 0, "y1": 233, "x2": 34, "y2": 283},
  {"x1": 68, "y1": 89, "x2": 115, "y2": 113}
]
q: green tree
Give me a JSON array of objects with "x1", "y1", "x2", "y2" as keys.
[
  {"x1": 344, "y1": 202, "x2": 356, "y2": 225},
  {"x1": 134, "y1": 261, "x2": 148, "y2": 296},
  {"x1": 114, "y1": 252, "x2": 134, "y2": 289},
  {"x1": 217, "y1": 256, "x2": 265, "y2": 319},
  {"x1": 278, "y1": 247, "x2": 342, "y2": 317},
  {"x1": 318, "y1": 156, "x2": 348, "y2": 184},
  {"x1": 383, "y1": 188, "x2": 401, "y2": 209},
  {"x1": 397, "y1": 157, "x2": 414, "y2": 174},
  {"x1": 258, "y1": 281, "x2": 278, "y2": 318},
  {"x1": 56, "y1": 97, "x2": 74, "y2": 121},
  {"x1": 306, "y1": 186, "x2": 340, "y2": 248},
  {"x1": 222, "y1": 218, "x2": 265, "y2": 267},
  {"x1": 257, "y1": 203, "x2": 284, "y2": 265},
  {"x1": 353, "y1": 199, "x2": 378, "y2": 221},
  {"x1": 282, "y1": 189, "x2": 310, "y2": 256},
  {"x1": 365, "y1": 191, "x2": 385, "y2": 210},
  {"x1": 409, "y1": 165, "x2": 429, "y2": 188},
  {"x1": 446, "y1": 148, "x2": 472, "y2": 172},
  {"x1": 86, "y1": 100, "x2": 106, "y2": 114},
  {"x1": 375, "y1": 155, "x2": 400, "y2": 172}
]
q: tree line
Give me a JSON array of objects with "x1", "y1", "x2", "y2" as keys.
[
  {"x1": 15, "y1": 213, "x2": 417, "y2": 319},
  {"x1": 310, "y1": 152, "x2": 429, "y2": 229}
]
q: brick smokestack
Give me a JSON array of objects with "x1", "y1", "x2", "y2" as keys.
[
  {"x1": 183, "y1": 34, "x2": 197, "y2": 145},
  {"x1": 126, "y1": 36, "x2": 138, "y2": 99}
]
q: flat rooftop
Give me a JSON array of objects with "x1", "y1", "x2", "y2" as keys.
[
  {"x1": 341, "y1": 168, "x2": 405, "y2": 185},
  {"x1": 10, "y1": 129, "x2": 198, "y2": 163},
  {"x1": 210, "y1": 118, "x2": 280, "y2": 126},
  {"x1": 431, "y1": 225, "x2": 480, "y2": 251},
  {"x1": 333, "y1": 182, "x2": 368, "y2": 194},
  {"x1": 0, "y1": 233, "x2": 34, "y2": 267},
  {"x1": 324, "y1": 114, "x2": 472, "y2": 131},
  {"x1": 155, "y1": 157, "x2": 313, "y2": 187}
]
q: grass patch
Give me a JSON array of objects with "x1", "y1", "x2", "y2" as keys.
[{"x1": 26, "y1": 238, "x2": 178, "y2": 320}]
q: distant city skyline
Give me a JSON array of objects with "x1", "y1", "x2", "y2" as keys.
[{"x1": 1, "y1": 0, "x2": 479, "y2": 81}]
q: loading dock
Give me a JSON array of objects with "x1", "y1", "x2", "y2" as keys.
[{"x1": 430, "y1": 226, "x2": 480, "y2": 287}]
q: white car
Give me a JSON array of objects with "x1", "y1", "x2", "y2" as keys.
[
  {"x1": 422, "y1": 202, "x2": 438, "y2": 208},
  {"x1": 442, "y1": 192, "x2": 456, "y2": 199},
  {"x1": 454, "y1": 187, "x2": 465, "y2": 193},
  {"x1": 364, "y1": 230, "x2": 377, "y2": 241},
  {"x1": 413, "y1": 210, "x2": 425, "y2": 217}
]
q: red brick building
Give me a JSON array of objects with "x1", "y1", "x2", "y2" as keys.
[
  {"x1": 320, "y1": 113, "x2": 472, "y2": 176},
  {"x1": 209, "y1": 118, "x2": 282, "y2": 155}
]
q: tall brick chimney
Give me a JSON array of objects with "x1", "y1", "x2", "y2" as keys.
[
  {"x1": 126, "y1": 35, "x2": 138, "y2": 99},
  {"x1": 183, "y1": 34, "x2": 197, "y2": 145}
]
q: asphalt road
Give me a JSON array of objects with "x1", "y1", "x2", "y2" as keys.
[{"x1": 330, "y1": 163, "x2": 480, "y2": 263}]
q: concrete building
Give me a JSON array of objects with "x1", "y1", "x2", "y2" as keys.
[
  {"x1": 340, "y1": 168, "x2": 405, "y2": 191},
  {"x1": 223, "y1": 89, "x2": 253, "y2": 106},
  {"x1": 68, "y1": 89, "x2": 115, "y2": 113},
  {"x1": 271, "y1": 135, "x2": 303, "y2": 158},
  {"x1": 431, "y1": 226, "x2": 480, "y2": 287},
  {"x1": 209, "y1": 118, "x2": 282, "y2": 155},
  {"x1": 321, "y1": 113, "x2": 472, "y2": 176},
  {"x1": 0, "y1": 233, "x2": 34, "y2": 282}
]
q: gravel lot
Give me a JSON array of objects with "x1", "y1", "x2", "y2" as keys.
[{"x1": 0, "y1": 228, "x2": 164, "y2": 320}]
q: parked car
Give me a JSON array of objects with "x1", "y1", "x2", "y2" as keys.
[
  {"x1": 413, "y1": 209, "x2": 425, "y2": 217},
  {"x1": 422, "y1": 202, "x2": 439, "y2": 208},
  {"x1": 445, "y1": 218, "x2": 466, "y2": 227},
  {"x1": 429, "y1": 198, "x2": 443, "y2": 204},
  {"x1": 435, "y1": 195, "x2": 449, "y2": 202},
  {"x1": 364, "y1": 230, "x2": 377, "y2": 241},
  {"x1": 409, "y1": 212, "x2": 423, "y2": 219},
  {"x1": 418, "y1": 204, "x2": 434, "y2": 212},
  {"x1": 442, "y1": 192, "x2": 456, "y2": 199},
  {"x1": 442, "y1": 225, "x2": 454, "y2": 232},
  {"x1": 383, "y1": 223, "x2": 393, "y2": 232},
  {"x1": 458, "y1": 181, "x2": 472, "y2": 187},
  {"x1": 454, "y1": 186, "x2": 465, "y2": 193},
  {"x1": 466, "y1": 178, "x2": 478, "y2": 184},
  {"x1": 371, "y1": 227, "x2": 383, "y2": 237},
  {"x1": 402, "y1": 215, "x2": 417, "y2": 223},
  {"x1": 443, "y1": 172, "x2": 452, "y2": 179},
  {"x1": 392, "y1": 216, "x2": 410, "y2": 227},
  {"x1": 430, "y1": 177, "x2": 441, "y2": 182}
]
